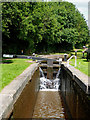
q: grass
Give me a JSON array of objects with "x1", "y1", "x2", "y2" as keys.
[
  {"x1": 69, "y1": 51, "x2": 89, "y2": 76},
  {"x1": 0, "y1": 49, "x2": 89, "y2": 91},
  {"x1": 37, "y1": 48, "x2": 89, "y2": 76},
  {"x1": 70, "y1": 58, "x2": 89, "y2": 76},
  {"x1": 0, "y1": 58, "x2": 33, "y2": 92},
  {"x1": 38, "y1": 48, "x2": 89, "y2": 76}
]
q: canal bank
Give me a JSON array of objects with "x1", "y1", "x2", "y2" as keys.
[
  {"x1": 61, "y1": 64, "x2": 90, "y2": 119},
  {"x1": 0, "y1": 60, "x2": 90, "y2": 119},
  {"x1": 0, "y1": 63, "x2": 39, "y2": 119}
]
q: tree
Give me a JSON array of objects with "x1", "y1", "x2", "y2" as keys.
[{"x1": 2, "y1": 2, "x2": 89, "y2": 54}]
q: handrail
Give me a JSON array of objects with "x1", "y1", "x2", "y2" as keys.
[{"x1": 67, "y1": 55, "x2": 77, "y2": 67}]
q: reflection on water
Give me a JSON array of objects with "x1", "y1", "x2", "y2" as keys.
[{"x1": 32, "y1": 91, "x2": 67, "y2": 119}]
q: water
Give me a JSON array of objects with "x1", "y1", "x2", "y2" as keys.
[
  {"x1": 32, "y1": 91, "x2": 67, "y2": 119},
  {"x1": 56, "y1": 68, "x2": 61, "y2": 78},
  {"x1": 32, "y1": 67, "x2": 66, "y2": 119},
  {"x1": 12, "y1": 66, "x2": 90, "y2": 119},
  {"x1": 39, "y1": 67, "x2": 45, "y2": 77},
  {"x1": 39, "y1": 67, "x2": 61, "y2": 90}
]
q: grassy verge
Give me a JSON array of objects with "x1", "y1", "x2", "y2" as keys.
[
  {"x1": 0, "y1": 58, "x2": 33, "y2": 92},
  {"x1": 69, "y1": 50, "x2": 89, "y2": 76},
  {"x1": 70, "y1": 58, "x2": 89, "y2": 76}
]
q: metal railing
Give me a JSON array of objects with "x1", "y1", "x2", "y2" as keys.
[{"x1": 67, "y1": 55, "x2": 77, "y2": 67}]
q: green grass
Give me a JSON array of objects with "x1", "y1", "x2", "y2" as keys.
[
  {"x1": 70, "y1": 58, "x2": 89, "y2": 76},
  {"x1": 37, "y1": 49, "x2": 89, "y2": 76},
  {"x1": 0, "y1": 58, "x2": 33, "y2": 91},
  {"x1": 39, "y1": 48, "x2": 89, "y2": 76},
  {"x1": 69, "y1": 50, "x2": 89, "y2": 76},
  {"x1": 53, "y1": 50, "x2": 89, "y2": 76}
]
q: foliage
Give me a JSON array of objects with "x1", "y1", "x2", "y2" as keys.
[{"x1": 2, "y1": 2, "x2": 89, "y2": 54}]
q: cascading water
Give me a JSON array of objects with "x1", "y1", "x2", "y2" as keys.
[
  {"x1": 56, "y1": 68, "x2": 61, "y2": 78},
  {"x1": 39, "y1": 67, "x2": 45, "y2": 77},
  {"x1": 39, "y1": 67, "x2": 61, "y2": 90}
]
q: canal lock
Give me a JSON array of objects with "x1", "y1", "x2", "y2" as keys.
[
  {"x1": 8, "y1": 60, "x2": 90, "y2": 120},
  {"x1": 32, "y1": 60, "x2": 67, "y2": 119}
]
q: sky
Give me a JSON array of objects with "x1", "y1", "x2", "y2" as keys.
[{"x1": 63, "y1": 0, "x2": 89, "y2": 22}]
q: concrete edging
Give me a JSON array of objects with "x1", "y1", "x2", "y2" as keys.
[
  {"x1": 62, "y1": 64, "x2": 90, "y2": 95},
  {"x1": 0, "y1": 63, "x2": 39, "y2": 119}
]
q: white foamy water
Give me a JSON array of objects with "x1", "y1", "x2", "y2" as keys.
[
  {"x1": 39, "y1": 67, "x2": 61, "y2": 91},
  {"x1": 56, "y1": 68, "x2": 61, "y2": 78},
  {"x1": 39, "y1": 67, "x2": 45, "y2": 77}
]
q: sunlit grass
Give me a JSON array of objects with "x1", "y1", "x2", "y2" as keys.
[
  {"x1": 0, "y1": 58, "x2": 33, "y2": 91},
  {"x1": 48, "y1": 49, "x2": 89, "y2": 76},
  {"x1": 70, "y1": 58, "x2": 89, "y2": 76},
  {"x1": 69, "y1": 50, "x2": 89, "y2": 76}
]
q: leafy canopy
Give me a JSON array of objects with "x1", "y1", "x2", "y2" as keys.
[{"x1": 2, "y1": 2, "x2": 89, "y2": 54}]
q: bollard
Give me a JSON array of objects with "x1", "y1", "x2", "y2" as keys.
[{"x1": 64, "y1": 54, "x2": 67, "y2": 61}]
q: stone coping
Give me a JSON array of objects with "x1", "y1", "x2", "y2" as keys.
[
  {"x1": 0, "y1": 63, "x2": 39, "y2": 119},
  {"x1": 62, "y1": 63, "x2": 90, "y2": 95}
]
